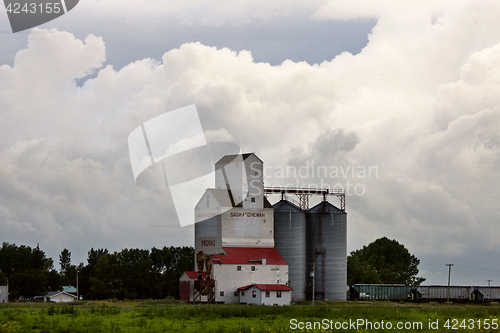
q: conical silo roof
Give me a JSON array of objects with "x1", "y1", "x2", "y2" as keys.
[
  {"x1": 273, "y1": 200, "x2": 303, "y2": 212},
  {"x1": 308, "y1": 201, "x2": 345, "y2": 214}
]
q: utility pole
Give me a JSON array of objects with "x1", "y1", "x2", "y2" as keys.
[
  {"x1": 76, "y1": 270, "x2": 79, "y2": 301},
  {"x1": 487, "y1": 280, "x2": 492, "y2": 301},
  {"x1": 446, "y1": 264, "x2": 453, "y2": 306},
  {"x1": 310, "y1": 263, "x2": 316, "y2": 306}
]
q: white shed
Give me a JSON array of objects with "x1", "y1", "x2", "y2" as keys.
[
  {"x1": 0, "y1": 285, "x2": 8, "y2": 303},
  {"x1": 238, "y1": 284, "x2": 292, "y2": 305},
  {"x1": 179, "y1": 271, "x2": 208, "y2": 302},
  {"x1": 44, "y1": 291, "x2": 78, "y2": 303}
]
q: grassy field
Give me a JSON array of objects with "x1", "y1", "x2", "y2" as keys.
[{"x1": 1, "y1": 299, "x2": 499, "y2": 332}]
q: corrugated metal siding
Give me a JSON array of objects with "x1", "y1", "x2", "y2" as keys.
[
  {"x1": 416, "y1": 286, "x2": 471, "y2": 300},
  {"x1": 307, "y1": 201, "x2": 347, "y2": 301},
  {"x1": 274, "y1": 200, "x2": 306, "y2": 301},
  {"x1": 474, "y1": 287, "x2": 500, "y2": 300},
  {"x1": 308, "y1": 201, "x2": 345, "y2": 214},
  {"x1": 353, "y1": 284, "x2": 410, "y2": 300}
]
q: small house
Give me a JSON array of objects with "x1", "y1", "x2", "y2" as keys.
[
  {"x1": 37, "y1": 291, "x2": 78, "y2": 303},
  {"x1": 238, "y1": 284, "x2": 292, "y2": 305}
]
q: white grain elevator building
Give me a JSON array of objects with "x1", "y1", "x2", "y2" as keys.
[
  {"x1": 180, "y1": 152, "x2": 347, "y2": 303},
  {"x1": 182, "y1": 153, "x2": 291, "y2": 304}
]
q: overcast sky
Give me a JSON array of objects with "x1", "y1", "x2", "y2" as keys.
[{"x1": 1, "y1": 0, "x2": 500, "y2": 286}]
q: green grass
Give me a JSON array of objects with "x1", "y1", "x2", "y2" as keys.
[{"x1": 0, "y1": 300, "x2": 499, "y2": 332}]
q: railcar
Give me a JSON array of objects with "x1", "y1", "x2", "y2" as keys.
[
  {"x1": 472, "y1": 286, "x2": 500, "y2": 302},
  {"x1": 349, "y1": 284, "x2": 411, "y2": 301},
  {"x1": 349, "y1": 284, "x2": 500, "y2": 303},
  {"x1": 412, "y1": 285, "x2": 471, "y2": 303}
]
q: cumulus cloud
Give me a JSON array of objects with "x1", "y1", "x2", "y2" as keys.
[{"x1": 0, "y1": 0, "x2": 500, "y2": 282}]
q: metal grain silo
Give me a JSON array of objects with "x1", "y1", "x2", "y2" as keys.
[
  {"x1": 273, "y1": 200, "x2": 306, "y2": 301},
  {"x1": 307, "y1": 201, "x2": 347, "y2": 301}
]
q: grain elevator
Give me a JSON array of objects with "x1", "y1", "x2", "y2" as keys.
[{"x1": 180, "y1": 153, "x2": 347, "y2": 303}]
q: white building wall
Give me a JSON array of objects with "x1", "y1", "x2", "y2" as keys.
[
  {"x1": 213, "y1": 263, "x2": 288, "y2": 304},
  {"x1": 0, "y1": 286, "x2": 8, "y2": 303},
  {"x1": 239, "y1": 287, "x2": 291, "y2": 305},
  {"x1": 215, "y1": 157, "x2": 247, "y2": 205},
  {"x1": 260, "y1": 290, "x2": 291, "y2": 306},
  {"x1": 48, "y1": 294, "x2": 76, "y2": 303},
  {"x1": 242, "y1": 154, "x2": 264, "y2": 209},
  {"x1": 220, "y1": 207, "x2": 274, "y2": 248},
  {"x1": 195, "y1": 204, "x2": 275, "y2": 261},
  {"x1": 215, "y1": 154, "x2": 264, "y2": 209},
  {"x1": 195, "y1": 153, "x2": 273, "y2": 258},
  {"x1": 195, "y1": 191, "x2": 224, "y2": 258},
  {"x1": 239, "y1": 286, "x2": 262, "y2": 305}
]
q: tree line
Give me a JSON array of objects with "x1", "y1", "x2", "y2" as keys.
[
  {"x1": 0, "y1": 237, "x2": 424, "y2": 300},
  {"x1": 0, "y1": 242, "x2": 194, "y2": 300},
  {"x1": 347, "y1": 237, "x2": 425, "y2": 286}
]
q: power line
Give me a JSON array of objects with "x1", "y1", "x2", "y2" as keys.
[
  {"x1": 420, "y1": 263, "x2": 500, "y2": 272},
  {"x1": 453, "y1": 264, "x2": 500, "y2": 272},
  {"x1": 446, "y1": 274, "x2": 500, "y2": 277}
]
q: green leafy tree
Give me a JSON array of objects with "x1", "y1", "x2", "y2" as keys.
[
  {"x1": 10, "y1": 269, "x2": 48, "y2": 298},
  {"x1": 78, "y1": 248, "x2": 109, "y2": 299},
  {"x1": 46, "y1": 269, "x2": 62, "y2": 291},
  {"x1": 163, "y1": 246, "x2": 194, "y2": 298},
  {"x1": 347, "y1": 237, "x2": 425, "y2": 285},
  {"x1": 59, "y1": 249, "x2": 71, "y2": 274},
  {"x1": 0, "y1": 243, "x2": 196, "y2": 300},
  {"x1": 347, "y1": 254, "x2": 381, "y2": 285},
  {"x1": 90, "y1": 251, "x2": 119, "y2": 299},
  {"x1": 0, "y1": 271, "x2": 7, "y2": 285},
  {"x1": 116, "y1": 248, "x2": 154, "y2": 299},
  {"x1": 59, "y1": 248, "x2": 78, "y2": 286},
  {"x1": 0, "y1": 242, "x2": 54, "y2": 299}
]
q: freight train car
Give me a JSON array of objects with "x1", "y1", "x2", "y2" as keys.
[
  {"x1": 413, "y1": 286, "x2": 471, "y2": 303},
  {"x1": 472, "y1": 287, "x2": 500, "y2": 302},
  {"x1": 349, "y1": 284, "x2": 411, "y2": 301},
  {"x1": 349, "y1": 284, "x2": 500, "y2": 303}
]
